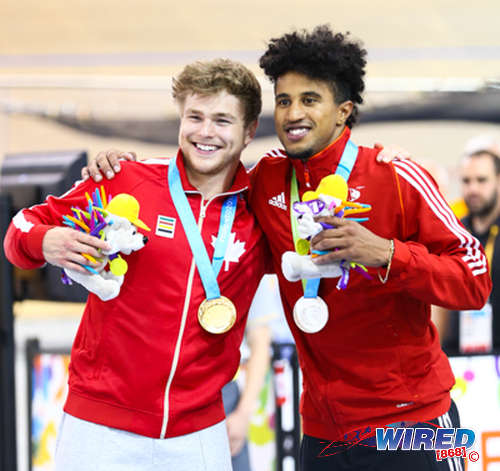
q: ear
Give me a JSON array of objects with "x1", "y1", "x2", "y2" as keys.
[
  {"x1": 177, "y1": 99, "x2": 186, "y2": 147},
  {"x1": 336, "y1": 101, "x2": 354, "y2": 126},
  {"x1": 243, "y1": 119, "x2": 259, "y2": 148},
  {"x1": 111, "y1": 216, "x2": 127, "y2": 230}
]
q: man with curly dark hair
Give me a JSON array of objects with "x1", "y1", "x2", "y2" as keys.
[
  {"x1": 81, "y1": 26, "x2": 489, "y2": 470},
  {"x1": 249, "y1": 25, "x2": 488, "y2": 470},
  {"x1": 259, "y1": 25, "x2": 366, "y2": 133}
]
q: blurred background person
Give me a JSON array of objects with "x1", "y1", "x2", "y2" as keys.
[
  {"x1": 450, "y1": 133, "x2": 500, "y2": 219},
  {"x1": 436, "y1": 146, "x2": 500, "y2": 353}
]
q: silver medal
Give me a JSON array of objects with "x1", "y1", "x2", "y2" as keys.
[{"x1": 293, "y1": 296, "x2": 329, "y2": 333}]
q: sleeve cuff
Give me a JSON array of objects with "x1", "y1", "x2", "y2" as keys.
[
  {"x1": 389, "y1": 239, "x2": 411, "y2": 276},
  {"x1": 25, "y1": 224, "x2": 56, "y2": 262}
]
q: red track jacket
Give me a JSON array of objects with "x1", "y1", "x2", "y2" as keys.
[
  {"x1": 249, "y1": 128, "x2": 491, "y2": 441},
  {"x1": 4, "y1": 153, "x2": 269, "y2": 438}
]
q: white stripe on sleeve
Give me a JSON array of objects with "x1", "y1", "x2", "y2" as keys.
[
  {"x1": 12, "y1": 210, "x2": 34, "y2": 233},
  {"x1": 393, "y1": 160, "x2": 487, "y2": 276}
]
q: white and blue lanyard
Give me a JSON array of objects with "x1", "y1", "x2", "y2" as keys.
[
  {"x1": 290, "y1": 140, "x2": 359, "y2": 297},
  {"x1": 168, "y1": 157, "x2": 237, "y2": 300}
]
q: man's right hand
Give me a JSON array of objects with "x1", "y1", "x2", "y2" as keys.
[
  {"x1": 42, "y1": 227, "x2": 110, "y2": 273},
  {"x1": 81, "y1": 149, "x2": 137, "y2": 182}
]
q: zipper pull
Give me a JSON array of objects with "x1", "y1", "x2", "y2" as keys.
[
  {"x1": 303, "y1": 162, "x2": 312, "y2": 188},
  {"x1": 199, "y1": 199, "x2": 208, "y2": 220}
]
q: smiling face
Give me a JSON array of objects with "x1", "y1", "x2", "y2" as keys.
[
  {"x1": 274, "y1": 71, "x2": 353, "y2": 160},
  {"x1": 178, "y1": 90, "x2": 256, "y2": 184}
]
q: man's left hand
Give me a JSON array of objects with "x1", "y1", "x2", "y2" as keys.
[
  {"x1": 374, "y1": 142, "x2": 411, "y2": 163},
  {"x1": 81, "y1": 149, "x2": 137, "y2": 182},
  {"x1": 311, "y1": 216, "x2": 392, "y2": 267}
]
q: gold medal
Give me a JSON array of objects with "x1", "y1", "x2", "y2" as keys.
[{"x1": 198, "y1": 296, "x2": 236, "y2": 334}]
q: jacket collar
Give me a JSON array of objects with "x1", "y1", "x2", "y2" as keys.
[
  {"x1": 174, "y1": 149, "x2": 250, "y2": 196},
  {"x1": 290, "y1": 127, "x2": 351, "y2": 190}
]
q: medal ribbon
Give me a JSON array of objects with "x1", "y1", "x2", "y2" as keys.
[
  {"x1": 290, "y1": 140, "x2": 359, "y2": 297},
  {"x1": 168, "y1": 157, "x2": 237, "y2": 300}
]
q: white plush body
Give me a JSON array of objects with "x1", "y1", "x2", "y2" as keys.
[
  {"x1": 64, "y1": 214, "x2": 147, "y2": 301},
  {"x1": 281, "y1": 251, "x2": 342, "y2": 281},
  {"x1": 282, "y1": 193, "x2": 342, "y2": 283}
]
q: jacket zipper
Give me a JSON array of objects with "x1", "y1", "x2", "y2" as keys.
[
  {"x1": 159, "y1": 197, "x2": 209, "y2": 438},
  {"x1": 303, "y1": 161, "x2": 312, "y2": 188},
  {"x1": 158, "y1": 188, "x2": 243, "y2": 438}
]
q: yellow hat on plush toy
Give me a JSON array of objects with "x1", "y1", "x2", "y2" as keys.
[
  {"x1": 302, "y1": 191, "x2": 318, "y2": 202},
  {"x1": 105, "y1": 194, "x2": 151, "y2": 231},
  {"x1": 316, "y1": 174, "x2": 348, "y2": 201}
]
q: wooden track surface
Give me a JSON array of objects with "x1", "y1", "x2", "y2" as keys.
[{"x1": 1, "y1": 0, "x2": 500, "y2": 77}]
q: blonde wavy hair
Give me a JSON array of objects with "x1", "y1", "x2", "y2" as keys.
[{"x1": 172, "y1": 59, "x2": 262, "y2": 127}]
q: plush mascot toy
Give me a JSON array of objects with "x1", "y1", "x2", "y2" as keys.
[
  {"x1": 61, "y1": 187, "x2": 150, "y2": 301},
  {"x1": 282, "y1": 174, "x2": 372, "y2": 289}
]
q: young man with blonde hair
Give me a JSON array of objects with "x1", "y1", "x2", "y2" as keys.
[{"x1": 4, "y1": 59, "x2": 269, "y2": 471}]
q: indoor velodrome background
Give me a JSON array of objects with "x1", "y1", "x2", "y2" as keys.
[{"x1": 1, "y1": 1, "x2": 500, "y2": 470}]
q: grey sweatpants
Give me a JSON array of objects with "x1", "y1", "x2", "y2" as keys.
[{"x1": 55, "y1": 413, "x2": 232, "y2": 471}]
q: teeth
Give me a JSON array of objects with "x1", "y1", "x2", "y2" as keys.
[
  {"x1": 196, "y1": 143, "x2": 217, "y2": 151},
  {"x1": 288, "y1": 128, "x2": 309, "y2": 136}
]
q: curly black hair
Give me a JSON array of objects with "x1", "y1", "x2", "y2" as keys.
[{"x1": 259, "y1": 25, "x2": 367, "y2": 128}]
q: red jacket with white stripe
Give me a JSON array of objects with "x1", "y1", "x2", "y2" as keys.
[
  {"x1": 249, "y1": 127, "x2": 491, "y2": 441},
  {"x1": 4, "y1": 153, "x2": 269, "y2": 438}
]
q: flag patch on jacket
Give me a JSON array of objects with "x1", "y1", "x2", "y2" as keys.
[{"x1": 155, "y1": 215, "x2": 176, "y2": 238}]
